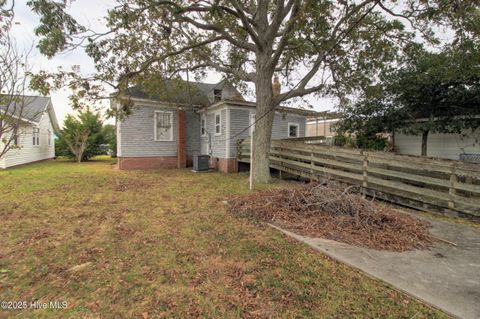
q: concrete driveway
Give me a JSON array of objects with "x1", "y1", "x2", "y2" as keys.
[{"x1": 270, "y1": 215, "x2": 480, "y2": 319}]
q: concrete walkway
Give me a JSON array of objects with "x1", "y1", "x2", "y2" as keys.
[{"x1": 270, "y1": 216, "x2": 480, "y2": 319}]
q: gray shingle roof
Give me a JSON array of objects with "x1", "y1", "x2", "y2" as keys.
[
  {"x1": 126, "y1": 79, "x2": 245, "y2": 106},
  {"x1": 127, "y1": 80, "x2": 217, "y2": 106},
  {"x1": 0, "y1": 95, "x2": 51, "y2": 123}
]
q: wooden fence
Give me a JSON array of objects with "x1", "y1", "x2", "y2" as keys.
[{"x1": 237, "y1": 139, "x2": 480, "y2": 219}]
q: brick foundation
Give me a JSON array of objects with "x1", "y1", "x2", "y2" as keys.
[
  {"x1": 210, "y1": 157, "x2": 238, "y2": 173},
  {"x1": 118, "y1": 157, "x2": 178, "y2": 170}
]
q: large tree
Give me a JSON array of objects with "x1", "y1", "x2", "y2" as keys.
[{"x1": 28, "y1": 0, "x2": 479, "y2": 182}]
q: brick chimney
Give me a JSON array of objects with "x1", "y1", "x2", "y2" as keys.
[{"x1": 272, "y1": 76, "x2": 281, "y2": 96}]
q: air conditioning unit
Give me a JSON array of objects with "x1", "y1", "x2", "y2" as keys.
[{"x1": 193, "y1": 155, "x2": 210, "y2": 171}]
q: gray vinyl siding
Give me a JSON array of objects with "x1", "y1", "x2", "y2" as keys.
[
  {"x1": 118, "y1": 103, "x2": 178, "y2": 157},
  {"x1": 229, "y1": 108, "x2": 250, "y2": 158},
  {"x1": 228, "y1": 107, "x2": 307, "y2": 158},
  {"x1": 272, "y1": 112, "x2": 306, "y2": 140},
  {"x1": 186, "y1": 109, "x2": 200, "y2": 156}
]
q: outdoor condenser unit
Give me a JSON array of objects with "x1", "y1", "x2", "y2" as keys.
[{"x1": 193, "y1": 155, "x2": 210, "y2": 171}]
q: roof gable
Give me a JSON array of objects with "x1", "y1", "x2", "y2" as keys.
[{"x1": 0, "y1": 95, "x2": 59, "y2": 131}]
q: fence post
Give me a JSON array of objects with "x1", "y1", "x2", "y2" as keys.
[
  {"x1": 310, "y1": 145, "x2": 315, "y2": 181},
  {"x1": 448, "y1": 164, "x2": 457, "y2": 209},
  {"x1": 362, "y1": 151, "x2": 368, "y2": 197}
]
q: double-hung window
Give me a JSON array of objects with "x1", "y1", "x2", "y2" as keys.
[
  {"x1": 154, "y1": 111, "x2": 173, "y2": 141},
  {"x1": 33, "y1": 127, "x2": 40, "y2": 146},
  {"x1": 12, "y1": 130, "x2": 18, "y2": 146},
  {"x1": 288, "y1": 123, "x2": 299, "y2": 138},
  {"x1": 214, "y1": 112, "x2": 221, "y2": 136}
]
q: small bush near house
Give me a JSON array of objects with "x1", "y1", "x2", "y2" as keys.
[
  {"x1": 356, "y1": 133, "x2": 387, "y2": 151},
  {"x1": 333, "y1": 134, "x2": 354, "y2": 147},
  {"x1": 56, "y1": 110, "x2": 115, "y2": 161}
]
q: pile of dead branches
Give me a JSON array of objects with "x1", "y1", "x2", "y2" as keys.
[{"x1": 229, "y1": 182, "x2": 433, "y2": 251}]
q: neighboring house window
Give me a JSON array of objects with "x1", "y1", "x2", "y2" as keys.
[
  {"x1": 214, "y1": 112, "x2": 221, "y2": 136},
  {"x1": 33, "y1": 127, "x2": 40, "y2": 146},
  {"x1": 201, "y1": 115, "x2": 206, "y2": 136},
  {"x1": 154, "y1": 111, "x2": 173, "y2": 141},
  {"x1": 288, "y1": 123, "x2": 299, "y2": 138},
  {"x1": 214, "y1": 89, "x2": 222, "y2": 102},
  {"x1": 12, "y1": 131, "x2": 18, "y2": 146},
  {"x1": 329, "y1": 124, "x2": 336, "y2": 133},
  {"x1": 12, "y1": 130, "x2": 20, "y2": 146},
  {"x1": 249, "y1": 112, "x2": 256, "y2": 135}
]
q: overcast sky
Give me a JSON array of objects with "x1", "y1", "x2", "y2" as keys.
[{"x1": 11, "y1": 0, "x2": 117, "y2": 125}]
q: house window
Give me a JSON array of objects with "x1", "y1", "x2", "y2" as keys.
[
  {"x1": 154, "y1": 111, "x2": 173, "y2": 141},
  {"x1": 213, "y1": 89, "x2": 222, "y2": 102},
  {"x1": 249, "y1": 113, "x2": 256, "y2": 135},
  {"x1": 12, "y1": 131, "x2": 18, "y2": 146},
  {"x1": 214, "y1": 112, "x2": 221, "y2": 136},
  {"x1": 33, "y1": 127, "x2": 40, "y2": 146},
  {"x1": 201, "y1": 115, "x2": 206, "y2": 136},
  {"x1": 48, "y1": 129, "x2": 51, "y2": 146},
  {"x1": 288, "y1": 123, "x2": 299, "y2": 138}
]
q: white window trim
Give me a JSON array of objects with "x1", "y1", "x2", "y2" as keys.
[
  {"x1": 154, "y1": 111, "x2": 174, "y2": 142},
  {"x1": 288, "y1": 122, "x2": 300, "y2": 138},
  {"x1": 214, "y1": 111, "x2": 221, "y2": 136},
  {"x1": 249, "y1": 112, "x2": 256, "y2": 136},
  {"x1": 200, "y1": 114, "x2": 206, "y2": 137}
]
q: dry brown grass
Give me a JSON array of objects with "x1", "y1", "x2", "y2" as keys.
[{"x1": 0, "y1": 158, "x2": 447, "y2": 318}]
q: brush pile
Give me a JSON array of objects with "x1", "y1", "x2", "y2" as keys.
[{"x1": 229, "y1": 182, "x2": 433, "y2": 251}]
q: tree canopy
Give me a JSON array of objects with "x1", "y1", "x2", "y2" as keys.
[
  {"x1": 337, "y1": 41, "x2": 480, "y2": 154},
  {"x1": 27, "y1": 0, "x2": 480, "y2": 181},
  {"x1": 56, "y1": 110, "x2": 107, "y2": 162}
]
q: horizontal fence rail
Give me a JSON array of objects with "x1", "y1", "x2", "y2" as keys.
[{"x1": 237, "y1": 139, "x2": 480, "y2": 219}]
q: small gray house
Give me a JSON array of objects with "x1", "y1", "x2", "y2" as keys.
[{"x1": 114, "y1": 79, "x2": 312, "y2": 172}]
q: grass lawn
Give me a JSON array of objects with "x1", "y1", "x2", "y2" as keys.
[{"x1": 0, "y1": 158, "x2": 447, "y2": 318}]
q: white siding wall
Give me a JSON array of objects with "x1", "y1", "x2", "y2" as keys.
[
  {"x1": 395, "y1": 129, "x2": 480, "y2": 160},
  {"x1": 0, "y1": 152, "x2": 5, "y2": 168},
  {"x1": 1, "y1": 112, "x2": 55, "y2": 168}
]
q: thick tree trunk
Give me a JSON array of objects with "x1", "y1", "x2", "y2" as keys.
[
  {"x1": 421, "y1": 130, "x2": 429, "y2": 156},
  {"x1": 252, "y1": 55, "x2": 275, "y2": 184}
]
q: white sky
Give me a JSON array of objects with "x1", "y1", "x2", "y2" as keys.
[
  {"x1": 11, "y1": 0, "x2": 338, "y2": 127},
  {"x1": 11, "y1": 0, "x2": 117, "y2": 125}
]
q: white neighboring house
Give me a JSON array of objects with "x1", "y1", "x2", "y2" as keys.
[
  {"x1": 395, "y1": 128, "x2": 480, "y2": 161},
  {"x1": 0, "y1": 96, "x2": 59, "y2": 169}
]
